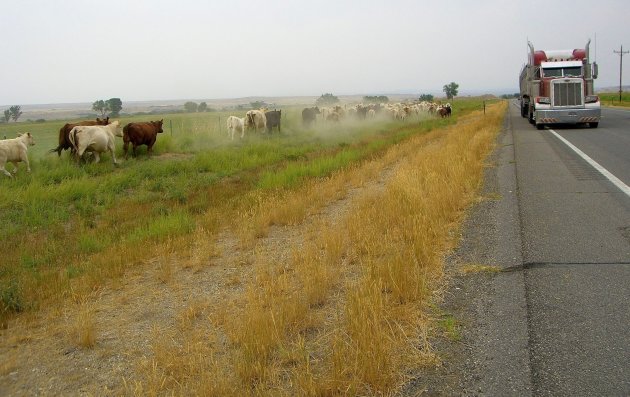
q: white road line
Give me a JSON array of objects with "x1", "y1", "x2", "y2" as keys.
[{"x1": 548, "y1": 128, "x2": 630, "y2": 197}]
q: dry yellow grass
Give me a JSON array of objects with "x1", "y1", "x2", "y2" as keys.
[
  {"x1": 187, "y1": 103, "x2": 504, "y2": 394},
  {"x1": 460, "y1": 263, "x2": 502, "y2": 274},
  {"x1": 73, "y1": 303, "x2": 97, "y2": 349}
]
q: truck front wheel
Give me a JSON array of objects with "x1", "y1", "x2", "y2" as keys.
[
  {"x1": 590, "y1": 122, "x2": 599, "y2": 128},
  {"x1": 521, "y1": 102, "x2": 529, "y2": 118},
  {"x1": 536, "y1": 123, "x2": 544, "y2": 130}
]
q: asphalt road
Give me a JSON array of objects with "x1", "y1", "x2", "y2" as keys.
[
  {"x1": 435, "y1": 103, "x2": 630, "y2": 396},
  {"x1": 515, "y1": 103, "x2": 630, "y2": 396}
]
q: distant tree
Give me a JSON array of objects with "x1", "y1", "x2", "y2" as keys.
[
  {"x1": 184, "y1": 101, "x2": 198, "y2": 113},
  {"x1": 197, "y1": 102, "x2": 208, "y2": 112},
  {"x1": 443, "y1": 82, "x2": 459, "y2": 100},
  {"x1": 363, "y1": 95, "x2": 389, "y2": 103},
  {"x1": 106, "y1": 98, "x2": 123, "y2": 117},
  {"x1": 3, "y1": 109, "x2": 10, "y2": 123},
  {"x1": 9, "y1": 105, "x2": 23, "y2": 122},
  {"x1": 92, "y1": 100, "x2": 109, "y2": 117},
  {"x1": 316, "y1": 93, "x2": 339, "y2": 106},
  {"x1": 419, "y1": 94, "x2": 434, "y2": 102},
  {"x1": 250, "y1": 101, "x2": 268, "y2": 109}
]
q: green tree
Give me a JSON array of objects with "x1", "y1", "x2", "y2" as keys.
[
  {"x1": 419, "y1": 94, "x2": 434, "y2": 102},
  {"x1": 197, "y1": 102, "x2": 208, "y2": 112},
  {"x1": 106, "y1": 98, "x2": 123, "y2": 117},
  {"x1": 9, "y1": 105, "x2": 23, "y2": 122},
  {"x1": 184, "y1": 101, "x2": 198, "y2": 113},
  {"x1": 250, "y1": 101, "x2": 268, "y2": 109},
  {"x1": 92, "y1": 100, "x2": 109, "y2": 117},
  {"x1": 443, "y1": 82, "x2": 459, "y2": 100},
  {"x1": 315, "y1": 93, "x2": 339, "y2": 106},
  {"x1": 3, "y1": 109, "x2": 10, "y2": 123},
  {"x1": 363, "y1": 95, "x2": 389, "y2": 103}
]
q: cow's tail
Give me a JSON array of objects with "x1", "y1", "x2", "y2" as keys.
[
  {"x1": 48, "y1": 146, "x2": 62, "y2": 156},
  {"x1": 68, "y1": 128, "x2": 78, "y2": 152}
]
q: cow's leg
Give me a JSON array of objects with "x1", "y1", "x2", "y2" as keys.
[
  {"x1": 93, "y1": 152, "x2": 101, "y2": 163},
  {"x1": 123, "y1": 141, "x2": 129, "y2": 159},
  {"x1": 20, "y1": 152, "x2": 31, "y2": 173},
  {"x1": 240, "y1": 127, "x2": 244, "y2": 139},
  {"x1": 0, "y1": 165, "x2": 12, "y2": 178},
  {"x1": 133, "y1": 144, "x2": 138, "y2": 157},
  {"x1": 76, "y1": 147, "x2": 85, "y2": 164}
]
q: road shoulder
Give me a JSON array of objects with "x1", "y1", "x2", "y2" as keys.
[{"x1": 410, "y1": 106, "x2": 533, "y2": 395}]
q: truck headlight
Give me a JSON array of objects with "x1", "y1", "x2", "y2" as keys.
[{"x1": 585, "y1": 95, "x2": 599, "y2": 103}]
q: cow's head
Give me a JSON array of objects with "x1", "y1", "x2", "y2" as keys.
[
  {"x1": 110, "y1": 120, "x2": 124, "y2": 137},
  {"x1": 18, "y1": 132, "x2": 35, "y2": 146},
  {"x1": 154, "y1": 119, "x2": 164, "y2": 133}
]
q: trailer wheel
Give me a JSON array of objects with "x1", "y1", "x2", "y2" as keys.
[{"x1": 590, "y1": 122, "x2": 599, "y2": 128}]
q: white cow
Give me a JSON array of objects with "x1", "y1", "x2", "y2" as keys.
[
  {"x1": 69, "y1": 121, "x2": 123, "y2": 164},
  {"x1": 245, "y1": 110, "x2": 267, "y2": 133},
  {"x1": 0, "y1": 132, "x2": 35, "y2": 178},
  {"x1": 226, "y1": 116, "x2": 245, "y2": 140}
]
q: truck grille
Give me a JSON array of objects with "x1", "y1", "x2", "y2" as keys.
[{"x1": 552, "y1": 80, "x2": 583, "y2": 107}]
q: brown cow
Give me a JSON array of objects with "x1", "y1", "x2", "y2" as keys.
[
  {"x1": 122, "y1": 120, "x2": 164, "y2": 158},
  {"x1": 49, "y1": 117, "x2": 109, "y2": 156}
]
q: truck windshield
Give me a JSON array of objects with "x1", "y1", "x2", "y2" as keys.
[
  {"x1": 543, "y1": 68, "x2": 563, "y2": 77},
  {"x1": 563, "y1": 67, "x2": 582, "y2": 77},
  {"x1": 542, "y1": 67, "x2": 582, "y2": 78}
]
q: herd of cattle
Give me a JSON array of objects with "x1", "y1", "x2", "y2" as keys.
[
  {"x1": 0, "y1": 100, "x2": 452, "y2": 178},
  {"x1": 226, "y1": 101, "x2": 451, "y2": 140}
]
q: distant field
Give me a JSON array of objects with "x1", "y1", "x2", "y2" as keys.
[{"x1": 599, "y1": 91, "x2": 630, "y2": 107}]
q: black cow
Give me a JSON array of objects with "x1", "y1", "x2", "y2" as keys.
[
  {"x1": 301, "y1": 107, "x2": 320, "y2": 127},
  {"x1": 265, "y1": 110, "x2": 281, "y2": 133}
]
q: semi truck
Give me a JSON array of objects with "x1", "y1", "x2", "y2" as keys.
[{"x1": 519, "y1": 40, "x2": 600, "y2": 130}]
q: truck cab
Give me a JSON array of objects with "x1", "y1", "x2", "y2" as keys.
[{"x1": 519, "y1": 41, "x2": 600, "y2": 129}]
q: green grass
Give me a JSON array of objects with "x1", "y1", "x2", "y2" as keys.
[
  {"x1": 598, "y1": 91, "x2": 630, "y2": 107},
  {"x1": 0, "y1": 98, "x2": 491, "y2": 321}
]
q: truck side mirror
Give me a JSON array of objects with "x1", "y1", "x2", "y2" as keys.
[{"x1": 592, "y1": 62, "x2": 598, "y2": 79}]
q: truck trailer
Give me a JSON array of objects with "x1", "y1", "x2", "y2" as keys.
[{"x1": 519, "y1": 40, "x2": 600, "y2": 130}]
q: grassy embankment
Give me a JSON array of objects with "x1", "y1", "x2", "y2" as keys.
[
  {"x1": 1, "y1": 102, "x2": 487, "y2": 322},
  {"x1": 1, "y1": 99, "x2": 505, "y2": 395}
]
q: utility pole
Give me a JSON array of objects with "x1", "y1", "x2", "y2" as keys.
[{"x1": 613, "y1": 45, "x2": 629, "y2": 102}]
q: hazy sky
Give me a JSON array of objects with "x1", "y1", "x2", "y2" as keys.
[{"x1": 1, "y1": 0, "x2": 629, "y2": 105}]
